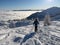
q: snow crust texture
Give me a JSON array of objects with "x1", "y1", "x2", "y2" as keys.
[{"x1": 0, "y1": 21, "x2": 60, "y2": 45}]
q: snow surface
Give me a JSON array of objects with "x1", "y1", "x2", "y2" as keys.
[
  {"x1": 0, "y1": 11, "x2": 60, "y2": 45},
  {"x1": 0, "y1": 21, "x2": 60, "y2": 45}
]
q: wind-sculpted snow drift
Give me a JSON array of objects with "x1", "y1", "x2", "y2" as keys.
[
  {"x1": 20, "y1": 22, "x2": 60, "y2": 45},
  {"x1": 21, "y1": 26, "x2": 60, "y2": 45},
  {"x1": 0, "y1": 21, "x2": 60, "y2": 45}
]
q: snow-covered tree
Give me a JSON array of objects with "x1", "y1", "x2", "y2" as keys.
[{"x1": 44, "y1": 12, "x2": 51, "y2": 26}]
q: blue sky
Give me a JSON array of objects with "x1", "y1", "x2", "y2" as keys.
[{"x1": 0, "y1": 0, "x2": 60, "y2": 10}]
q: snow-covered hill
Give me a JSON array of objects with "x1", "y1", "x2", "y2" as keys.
[
  {"x1": 27, "y1": 7, "x2": 60, "y2": 21},
  {"x1": 0, "y1": 21, "x2": 60, "y2": 45}
]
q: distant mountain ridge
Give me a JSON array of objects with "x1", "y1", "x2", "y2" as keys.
[
  {"x1": 26, "y1": 7, "x2": 60, "y2": 21},
  {"x1": 13, "y1": 9, "x2": 42, "y2": 11}
]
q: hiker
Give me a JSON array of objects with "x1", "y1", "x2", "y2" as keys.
[{"x1": 33, "y1": 18, "x2": 39, "y2": 32}]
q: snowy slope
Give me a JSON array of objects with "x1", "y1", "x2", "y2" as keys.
[{"x1": 0, "y1": 21, "x2": 60, "y2": 45}]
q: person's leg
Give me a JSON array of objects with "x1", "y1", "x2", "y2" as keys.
[{"x1": 35, "y1": 26, "x2": 37, "y2": 32}]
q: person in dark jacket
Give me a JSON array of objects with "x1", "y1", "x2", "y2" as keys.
[{"x1": 33, "y1": 18, "x2": 39, "y2": 32}]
